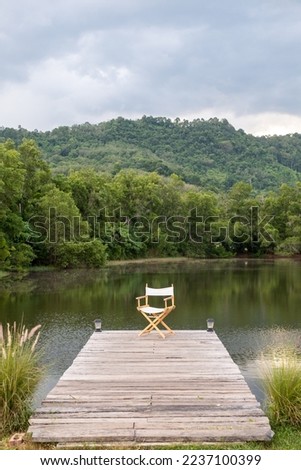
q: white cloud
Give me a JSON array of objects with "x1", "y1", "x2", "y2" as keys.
[
  {"x1": 1, "y1": 0, "x2": 301, "y2": 134},
  {"x1": 0, "y1": 53, "x2": 137, "y2": 130},
  {"x1": 233, "y1": 112, "x2": 301, "y2": 137}
]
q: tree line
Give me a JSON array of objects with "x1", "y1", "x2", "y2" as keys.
[
  {"x1": 1, "y1": 138, "x2": 301, "y2": 270},
  {"x1": 1, "y1": 116, "x2": 301, "y2": 191}
]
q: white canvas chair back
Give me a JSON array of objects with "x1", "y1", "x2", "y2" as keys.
[{"x1": 145, "y1": 286, "x2": 174, "y2": 297}]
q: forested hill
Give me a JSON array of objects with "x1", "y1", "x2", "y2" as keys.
[{"x1": 1, "y1": 116, "x2": 301, "y2": 191}]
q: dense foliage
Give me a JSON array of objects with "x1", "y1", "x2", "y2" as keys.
[
  {"x1": 1, "y1": 135, "x2": 301, "y2": 270},
  {"x1": 1, "y1": 116, "x2": 301, "y2": 191}
]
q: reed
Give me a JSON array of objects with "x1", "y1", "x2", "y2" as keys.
[
  {"x1": 0, "y1": 322, "x2": 44, "y2": 436},
  {"x1": 262, "y1": 348, "x2": 301, "y2": 428}
]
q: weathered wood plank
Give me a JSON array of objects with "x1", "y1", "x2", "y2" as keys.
[
  {"x1": 29, "y1": 330, "x2": 272, "y2": 444},
  {"x1": 33, "y1": 407, "x2": 266, "y2": 417},
  {"x1": 30, "y1": 415, "x2": 269, "y2": 425}
]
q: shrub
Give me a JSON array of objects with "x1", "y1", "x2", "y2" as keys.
[
  {"x1": 0, "y1": 322, "x2": 44, "y2": 436},
  {"x1": 55, "y1": 240, "x2": 107, "y2": 268},
  {"x1": 262, "y1": 349, "x2": 301, "y2": 428}
]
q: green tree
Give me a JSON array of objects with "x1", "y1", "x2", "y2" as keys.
[
  {"x1": 18, "y1": 139, "x2": 51, "y2": 219},
  {"x1": 265, "y1": 183, "x2": 301, "y2": 254},
  {"x1": 68, "y1": 169, "x2": 112, "y2": 218},
  {"x1": 32, "y1": 186, "x2": 107, "y2": 267},
  {"x1": 0, "y1": 141, "x2": 35, "y2": 269}
]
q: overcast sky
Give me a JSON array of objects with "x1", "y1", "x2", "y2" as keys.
[{"x1": 1, "y1": 0, "x2": 301, "y2": 135}]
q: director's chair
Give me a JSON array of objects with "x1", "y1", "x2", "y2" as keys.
[{"x1": 136, "y1": 284, "x2": 175, "y2": 339}]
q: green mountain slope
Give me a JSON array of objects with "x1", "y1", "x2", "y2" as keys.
[{"x1": 1, "y1": 116, "x2": 301, "y2": 191}]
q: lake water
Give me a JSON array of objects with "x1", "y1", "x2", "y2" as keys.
[{"x1": 1, "y1": 258, "x2": 301, "y2": 407}]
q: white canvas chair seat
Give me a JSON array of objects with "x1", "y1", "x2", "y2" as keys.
[
  {"x1": 136, "y1": 284, "x2": 175, "y2": 339},
  {"x1": 140, "y1": 306, "x2": 165, "y2": 315}
]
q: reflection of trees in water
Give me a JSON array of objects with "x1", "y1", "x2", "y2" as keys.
[{"x1": 1, "y1": 259, "x2": 301, "y2": 330}]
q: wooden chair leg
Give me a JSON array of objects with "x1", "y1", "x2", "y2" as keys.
[
  {"x1": 146, "y1": 314, "x2": 172, "y2": 338},
  {"x1": 159, "y1": 320, "x2": 175, "y2": 334},
  {"x1": 138, "y1": 312, "x2": 166, "y2": 339},
  {"x1": 139, "y1": 321, "x2": 166, "y2": 339},
  {"x1": 138, "y1": 307, "x2": 175, "y2": 339}
]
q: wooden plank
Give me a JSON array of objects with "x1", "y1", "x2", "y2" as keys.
[
  {"x1": 33, "y1": 407, "x2": 266, "y2": 417},
  {"x1": 28, "y1": 330, "x2": 273, "y2": 444},
  {"x1": 30, "y1": 415, "x2": 269, "y2": 425}
]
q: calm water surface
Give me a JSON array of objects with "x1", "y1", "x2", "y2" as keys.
[{"x1": 1, "y1": 258, "x2": 301, "y2": 406}]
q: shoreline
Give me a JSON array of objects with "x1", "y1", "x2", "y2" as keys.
[
  {"x1": 0, "y1": 254, "x2": 301, "y2": 282},
  {"x1": 1, "y1": 254, "x2": 301, "y2": 277}
]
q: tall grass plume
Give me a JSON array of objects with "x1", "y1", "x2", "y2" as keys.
[
  {"x1": 0, "y1": 321, "x2": 44, "y2": 436},
  {"x1": 262, "y1": 347, "x2": 301, "y2": 428}
]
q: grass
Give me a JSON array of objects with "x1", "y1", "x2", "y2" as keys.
[
  {"x1": 29, "y1": 266, "x2": 57, "y2": 272},
  {"x1": 0, "y1": 322, "x2": 44, "y2": 436},
  {"x1": 1, "y1": 427, "x2": 301, "y2": 450},
  {"x1": 261, "y1": 348, "x2": 301, "y2": 428}
]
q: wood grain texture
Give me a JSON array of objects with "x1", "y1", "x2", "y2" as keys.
[{"x1": 29, "y1": 330, "x2": 273, "y2": 444}]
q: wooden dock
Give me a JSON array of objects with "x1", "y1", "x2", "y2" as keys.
[{"x1": 29, "y1": 331, "x2": 273, "y2": 444}]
